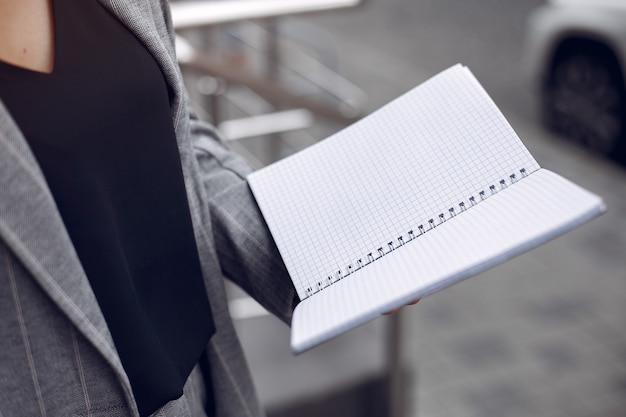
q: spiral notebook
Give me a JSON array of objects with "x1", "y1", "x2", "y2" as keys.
[{"x1": 247, "y1": 64, "x2": 606, "y2": 354}]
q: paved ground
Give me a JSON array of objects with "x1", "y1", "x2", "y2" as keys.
[{"x1": 184, "y1": 1, "x2": 626, "y2": 416}]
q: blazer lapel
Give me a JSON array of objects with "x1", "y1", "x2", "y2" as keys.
[{"x1": 0, "y1": 104, "x2": 137, "y2": 411}]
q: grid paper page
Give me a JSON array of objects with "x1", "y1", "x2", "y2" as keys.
[
  {"x1": 290, "y1": 169, "x2": 605, "y2": 352},
  {"x1": 248, "y1": 64, "x2": 540, "y2": 300}
]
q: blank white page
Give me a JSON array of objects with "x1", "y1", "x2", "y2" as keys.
[{"x1": 248, "y1": 64, "x2": 540, "y2": 300}]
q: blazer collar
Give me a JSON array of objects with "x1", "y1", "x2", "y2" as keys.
[
  {"x1": 98, "y1": 0, "x2": 185, "y2": 130},
  {"x1": 0, "y1": 2, "x2": 182, "y2": 414}
]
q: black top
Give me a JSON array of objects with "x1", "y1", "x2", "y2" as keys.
[{"x1": 0, "y1": 1, "x2": 215, "y2": 415}]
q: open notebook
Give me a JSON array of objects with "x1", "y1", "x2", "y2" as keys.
[{"x1": 247, "y1": 64, "x2": 606, "y2": 354}]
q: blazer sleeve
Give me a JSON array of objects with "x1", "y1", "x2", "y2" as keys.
[
  {"x1": 190, "y1": 115, "x2": 299, "y2": 325},
  {"x1": 156, "y1": 0, "x2": 298, "y2": 323}
]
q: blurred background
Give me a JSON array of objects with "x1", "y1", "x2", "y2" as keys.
[{"x1": 174, "y1": 0, "x2": 626, "y2": 416}]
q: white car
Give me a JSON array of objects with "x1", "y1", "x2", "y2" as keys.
[{"x1": 524, "y1": 0, "x2": 626, "y2": 162}]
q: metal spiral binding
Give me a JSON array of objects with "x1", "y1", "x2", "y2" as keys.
[{"x1": 303, "y1": 168, "x2": 530, "y2": 299}]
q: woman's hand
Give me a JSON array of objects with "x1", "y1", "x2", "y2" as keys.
[{"x1": 383, "y1": 298, "x2": 420, "y2": 315}]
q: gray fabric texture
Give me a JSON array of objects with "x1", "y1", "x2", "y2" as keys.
[{"x1": 0, "y1": 1, "x2": 298, "y2": 416}]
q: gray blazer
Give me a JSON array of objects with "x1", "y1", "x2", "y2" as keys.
[{"x1": 0, "y1": 1, "x2": 297, "y2": 416}]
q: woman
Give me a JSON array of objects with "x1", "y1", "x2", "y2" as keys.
[{"x1": 0, "y1": 0, "x2": 297, "y2": 416}]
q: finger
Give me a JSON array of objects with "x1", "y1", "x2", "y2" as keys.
[{"x1": 383, "y1": 298, "x2": 421, "y2": 315}]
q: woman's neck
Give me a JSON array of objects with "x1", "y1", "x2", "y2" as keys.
[{"x1": 0, "y1": 0, "x2": 55, "y2": 74}]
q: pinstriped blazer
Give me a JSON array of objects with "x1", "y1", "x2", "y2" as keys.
[{"x1": 0, "y1": 1, "x2": 297, "y2": 416}]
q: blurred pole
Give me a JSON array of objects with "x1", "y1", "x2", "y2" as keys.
[
  {"x1": 387, "y1": 310, "x2": 405, "y2": 417},
  {"x1": 265, "y1": 17, "x2": 282, "y2": 161},
  {"x1": 200, "y1": 26, "x2": 222, "y2": 125}
]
